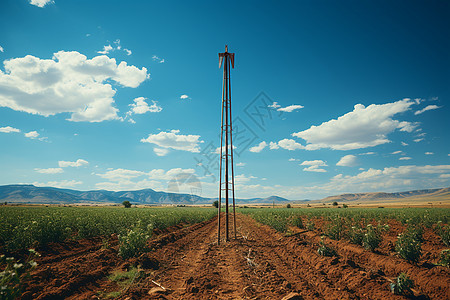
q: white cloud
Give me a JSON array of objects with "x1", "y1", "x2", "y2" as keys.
[
  {"x1": 425, "y1": 152, "x2": 434, "y2": 155},
  {"x1": 0, "y1": 126, "x2": 20, "y2": 133},
  {"x1": 29, "y1": 0, "x2": 53, "y2": 8},
  {"x1": 58, "y1": 159, "x2": 89, "y2": 168},
  {"x1": 34, "y1": 167, "x2": 64, "y2": 174},
  {"x1": 0, "y1": 46, "x2": 3, "y2": 53},
  {"x1": 154, "y1": 148, "x2": 169, "y2": 156},
  {"x1": 95, "y1": 167, "x2": 196, "y2": 191},
  {"x1": 288, "y1": 158, "x2": 299, "y2": 162},
  {"x1": 278, "y1": 104, "x2": 304, "y2": 112},
  {"x1": 127, "y1": 97, "x2": 162, "y2": 115},
  {"x1": 0, "y1": 51, "x2": 149, "y2": 122},
  {"x1": 401, "y1": 142, "x2": 408, "y2": 146},
  {"x1": 359, "y1": 152, "x2": 375, "y2": 155},
  {"x1": 300, "y1": 160, "x2": 327, "y2": 172},
  {"x1": 414, "y1": 138, "x2": 424, "y2": 143},
  {"x1": 235, "y1": 174, "x2": 257, "y2": 184},
  {"x1": 277, "y1": 139, "x2": 305, "y2": 151},
  {"x1": 249, "y1": 141, "x2": 267, "y2": 153},
  {"x1": 268, "y1": 102, "x2": 281, "y2": 109},
  {"x1": 414, "y1": 105, "x2": 440, "y2": 115},
  {"x1": 180, "y1": 94, "x2": 190, "y2": 100},
  {"x1": 268, "y1": 101, "x2": 304, "y2": 112},
  {"x1": 269, "y1": 142, "x2": 280, "y2": 150},
  {"x1": 97, "y1": 45, "x2": 113, "y2": 55},
  {"x1": 141, "y1": 130, "x2": 203, "y2": 154},
  {"x1": 236, "y1": 162, "x2": 246, "y2": 167},
  {"x1": 214, "y1": 145, "x2": 237, "y2": 155},
  {"x1": 440, "y1": 174, "x2": 450, "y2": 179},
  {"x1": 24, "y1": 131, "x2": 39, "y2": 139},
  {"x1": 336, "y1": 154, "x2": 358, "y2": 167},
  {"x1": 399, "y1": 157, "x2": 412, "y2": 160},
  {"x1": 292, "y1": 99, "x2": 416, "y2": 150},
  {"x1": 391, "y1": 150, "x2": 403, "y2": 155},
  {"x1": 152, "y1": 55, "x2": 165, "y2": 63},
  {"x1": 124, "y1": 49, "x2": 132, "y2": 56},
  {"x1": 36, "y1": 180, "x2": 83, "y2": 189}
]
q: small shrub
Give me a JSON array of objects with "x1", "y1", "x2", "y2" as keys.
[
  {"x1": 317, "y1": 237, "x2": 336, "y2": 257},
  {"x1": 396, "y1": 232, "x2": 421, "y2": 263},
  {"x1": 122, "y1": 200, "x2": 132, "y2": 208},
  {"x1": 332, "y1": 201, "x2": 338, "y2": 206},
  {"x1": 118, "y1": 226, "x2": 151, "y2": 259},
  {"x1": 362, "y1": 224, "x2": 382, "y2": 251},
  {"x1": 390, "y1": 273, "x2": 414, "y2": 296},
  {"x1": 348, "y1": 225, "x2": 364, "y2": 245},
  {"x1": 212, "y1": 200, "x2": 219, "y2": 208},
  {"x1": 342, "y1": 204, "x2": 348, "y2": 209},
  {"x1": 438, "y1": 249, "x2": 450, "y2": 267},
  {"x1": 291, "y1": 216, "x2": 304, "y2": 229},
  {"x1": 286, "y1": 204, "x2": 292, "y2": 209}
]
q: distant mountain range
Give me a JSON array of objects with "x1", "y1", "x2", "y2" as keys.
[
  {"x1": 0, "y1": 184, "x2": 290, "y2": 205},
  {"x1": 318, "y1": 187, "x2": 450, "y2": 204},
  {"x1": 0, "y1": 185, "x2": 448, "y2": 205}
]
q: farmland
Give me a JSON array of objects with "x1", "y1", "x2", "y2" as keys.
[{"x1": 1, "y1": 206, "x2": 449, "y2": 299}]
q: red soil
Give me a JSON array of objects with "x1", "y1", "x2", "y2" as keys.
[{"x1": 18, "y1": 214, "x2": 449, "y2": 299}]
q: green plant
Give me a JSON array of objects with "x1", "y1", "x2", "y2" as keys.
[
  {"x1": 291, "y1": 216, "x2": 304, "y2": 229},
  {"x1": 0, "y1": 249, "x2": 40, "y2": 299},
  {"x1": 317, "y1": 237, "x2": 336, "y2": 257},
  {"x1": 436, "y1": 222, "x2": 450, "y2": 246},
  {"x1": 362, "y1": 224, "x2": 382, "y2": 251},
  {"x1": 396, "y1": 232, "x2": 421, "y2": 263},
  {"x1": 306, "y1": 220, "x2": 315, "y2": 231},
  {"x1": 342, "y1": 204, "x2": 348, "y2": 209},
  {"x1": 286, "y1": 204, "x2": 292, "y2": 209},
  {"x1": 118, "y1": 226, "x2": 151, "y2": 259},
  {"x1": 348, "y1": 225, "x2": 364, "y2": 245},
  {"x1": 406, "y1": 225, "x2": 424, "y2": 243},
  {"x1": 390, "y1": 273, "x2": 414, "y2": 295},
  {"x1": 438, "y1": 249, "x2": 450, "y2": 267},
  {"x1": 325, "y1": 218, "x2": 345, "y2": 240},
  {"x1": 332, "y1": 201, "x2": 338, "y2": 206},
  {"x1": 212, "y1": 200, "x2": 219, "y2": 208}
]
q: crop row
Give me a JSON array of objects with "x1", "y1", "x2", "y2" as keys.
[{"x1": 0, "y1": 206, "x2": 216, "y2": 251}]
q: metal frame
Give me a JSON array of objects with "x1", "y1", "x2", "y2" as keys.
[{"x1": 218, "y1": 45, "x2": 236, "y2": 244}]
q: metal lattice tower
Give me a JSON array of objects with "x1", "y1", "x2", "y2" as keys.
[{"x1": 218, "y1": 45, "x2": 236, "y2": 244}]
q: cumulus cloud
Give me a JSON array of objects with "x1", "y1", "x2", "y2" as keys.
[
  {"x1": 34, "y1": 167, "x2": 64, "y2": 174},
  {"x1": 300, "y1": 160, "x2": 327, "y2": 172},
  {"x1": 399, "y1": 157, "x2": 412, "y2": 160},
  {"x1": 141, "y1": 130, "x2": 203, "y2": 155},
  {"x1": 58, "y1": 159, "x2": 89, "y2": 167},
  {"x1": 0, "y1": 46, "x2": 3, "y2": 53},
  {"x1": 180, "y1": 94, "x2": 190, "y2": 100},
  {"x1": 277, "y1": 139, "x2": 305, "y2": 151},
  {"x1": 414, "y1": 138, "x2": 424, "y2": 143},
  {"x1": 414, "y1": 105, "x2": 440, "y2": 115},
  {"x1": 97, "y1": 45, "x2": 113, "y2": 55},
  {"x1": 236, "y1": 162, "x2": 246, "y2": 167},
  {"x1": 359, "y1": 152, "x2": 375, "y2": 155},
  {"x1": 401, "y1": 142, "x2": 408, "y2": 146},
  {"x1": 269, "y1": 142, "x2": 280, "y2": 150},
  {"x1": 29, "y1": 0, "x2": 53, "y2": 8},
  {"x1": 292, "y1": 99, "x2": 416, "y2": 150},
  {"x1": 336, "y1": 155, "x2": 358, "y2": 167},
  {"x1": 288, "y1": 158, "x2": 300, "y2": 161},
  {"x1": 24, "y1": 131, "x2": 39, "y2": 139},
  {"x1": 425, "y1": 152, "x2": 434, "y2": 155},
  {"x1": 95, "y1": 167, "x2": 195, "y2": 191},
  {"x1": 0, "y1": 126, "x2": 20, "y2": 133},
  {"x1": 249, "y1": 141, "x2": 267, "y2": 153},
  {"x1": 0, "y1": 51, "x2": 149, "y2": 122},
  {"x1": 268, "y1": 102, "x2": 303, "y2": 112},
  {"x1": 127, "y1": 97, "x2": 162, "y2": 117}
]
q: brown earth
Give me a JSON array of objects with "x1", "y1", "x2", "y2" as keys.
[{"x1": 20, "y1": 214, "x2": 450, "y2": 300}]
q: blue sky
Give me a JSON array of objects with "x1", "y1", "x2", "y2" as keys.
[{"x1": 0, "y1": 0, "x2": 449, "y2": 200}]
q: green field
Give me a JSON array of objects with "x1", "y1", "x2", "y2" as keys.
[{"x1": 0, "y1": 206, "x2": 216, "y2": 251}]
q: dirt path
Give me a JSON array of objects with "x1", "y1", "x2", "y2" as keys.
[{"x1": 22, "y1": 213, "x2": 449, "y2": 299}]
